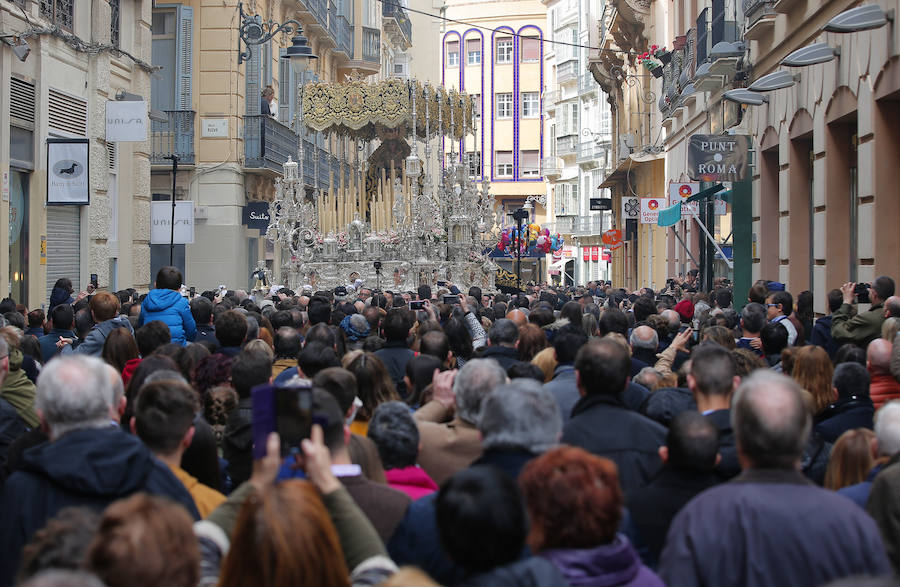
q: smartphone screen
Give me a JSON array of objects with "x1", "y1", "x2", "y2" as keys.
[
  {"x1": 409, "y1": 300, "x2": 425, "y2": 310},
  {"x1": 252, "y1": 380, "x2": 313, "y2": 458},
  {"x1": 443, "y1": 294, "x2": 459, "y2": 305},
  {"x1": 90, "y1": 273, "x2": 98, "y2": 288}
]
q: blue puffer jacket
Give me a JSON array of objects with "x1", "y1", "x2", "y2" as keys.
[{"x1": 137, "y1": 288, "x2": 196, "y2": 345}]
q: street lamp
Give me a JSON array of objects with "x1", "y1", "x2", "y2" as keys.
[{"x1": 513, "y1": 208, "x2": 530, "y2": 292}]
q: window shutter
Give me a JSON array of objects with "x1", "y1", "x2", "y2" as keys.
[
  {"x1": 48, "y1": 89, "x2": 87, "y2": 136},
  {"x1": 521, "y1": 150, "x2": 538, "y2": 172},
  {"x1": 497, "y1": 151, "x2": 513, "y2": 164},
  {"x1": 278, "y1": 48, "x2": 296, "y2": 126},
  {"x1": 10, "y1": 78, "x2": 35, "y2": 128},
  {"x1": 175, "y1": 5, "x2": 193, "y2": 111},
  {"x1": 466, "y1": 39, "x2": 480, "y2": 52},
  {"x1": 521, "y1": 37, "x2": 540, "y2": 61},
  {"x1": 46, "y1": 207, "x2": 82, "y2": 301},
  {"x1": 446, "y1": 41, "x2": 459, "y2": 59}
]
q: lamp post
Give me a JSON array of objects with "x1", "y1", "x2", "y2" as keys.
[
  {"x1": 513, "y1": 208, "x2": 530, "y2": 292},
  {"x1": 162, "y1": 155, "x2": 179, "y2": 266},
  {"x1": 282, "y1": 19, "x2": 317, "y2": 203}
]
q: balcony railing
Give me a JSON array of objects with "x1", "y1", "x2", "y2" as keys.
[
  {"x1": 382, "y1": 1, "x2": 412, "y2": 47},
  {"x1": 577, "y1": 142, "x2": 601, "y2": 164},
  {"x1": 543, "y1": 91, "x2": 558, "y2": 113},
  {"x1": 244, "y1": 115, "x2": 299, "y2": 175},
  {"x1": 362, "y1": 27, "x2": 380, "y2": 63},
  {"x1": 571, "y1": 215, "x2": 606, "y2": 236},
  {"x1": 542, "y1": 156, "x2": 561, "y2": 177},
  {"x1": 578, "y1": 73, "x2": 597, "y2": 94},
  {"x1": 744, "y1": 0, "x2": 776, "y2": 33},
  {"x1": 307, "y1": 0, "x2": 328, "y2": 29},
  {"x1": 557, "y1": 60, "x2": 579, "y2": 83},
  {"x1": 557, "y1": 135, "x2": 577, "y2": 156},
  {"x1": 335, "y1": 15, "x2": 352, "y2": 55},
  {"x1": 151, "y1": 110, "x2": 195, "y2": 165},
  {"x1": 327, "y1": 0, "x2": 338, "y2": 41}
]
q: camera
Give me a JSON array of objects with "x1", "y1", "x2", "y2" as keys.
[
  {"x1": 855, "y1": 283, "x2": 871, "y2": 304},
  {"x1": 373, "y1": 261, "x2": 382, "y2": 272}
]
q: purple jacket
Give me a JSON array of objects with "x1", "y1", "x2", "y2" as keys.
[{"x1": 541, "y1": 535, "x2": 664, "y2": 587}]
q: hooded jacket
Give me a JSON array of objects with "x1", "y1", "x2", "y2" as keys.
[
  {"x1": 61, "y1": 315, "x2": 134, "y2": 357},
  {"x1": 47, "y1": 286, "x2": 73, "y2": 313},
  {"x1": 138, "y1": 289, "x2": 197, "y2": 345},
  {"x1": 0, "y1": 426, "x2": 199, "y2": 585},
  {"x1": 541, "y1": 536, "x2": 664, "y2": 587}
]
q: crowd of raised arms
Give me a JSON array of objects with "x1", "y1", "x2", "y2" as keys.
[{"x1": 2, "y1": 266, "x2": 900, "y2": 587}]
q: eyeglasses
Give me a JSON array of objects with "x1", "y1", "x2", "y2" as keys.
[{"x1": 766, "y1": 303, "x2": 778, "y2": 308}]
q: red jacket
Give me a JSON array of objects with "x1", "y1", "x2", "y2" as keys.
[
  {"x1": 121, "y1": 358, "x2": 142, "y2": 387},
  {"x1": 870, "y1": 372, "x2": 900, "y2": 409}
]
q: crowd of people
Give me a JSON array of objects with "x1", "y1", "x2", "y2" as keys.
[{"x1": 1, "y1": 266, "x2": 900, "y2": 586}]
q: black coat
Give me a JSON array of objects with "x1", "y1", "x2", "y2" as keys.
[
  {"x1": 815, "y1": 396, "x2": 875, "y2": 443},
  {"x1": 388, "y1": 448, "x2": 539, "y2": 586},
  {"x1": 460, "y1": 557, "x2": 568, "y2": 587},
  {"x1": 375, "y1": 341, "x2": 416, "y2": 398},
  {"x1": 0, "y1": 398, "x2": 27, "y2": 475},
  {"x1": 223, "y1": 396, "x2": 253, "y2": 487},
  {"x1": 640, "y1": 387, "x2": 696, "y2": 427},
  {"x1": 0, "y1": 427, "x2": 198, "y2": 585},
  {"x1": 626, "y1": 466, "x2": 720, "y2": 567},
  {"x1": 562, "y1": 394, "x2": 667, "y2": 493},
  {"x1": 479, "y1": 345, "x2": 525, "y2": 373},
  {"x1": 706, "y1": 409, "x2": 740, "y2": 481}
]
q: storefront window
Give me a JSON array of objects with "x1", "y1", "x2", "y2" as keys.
[{"x1": 9, "y1": 171, "x2": 29, "y2": 304}]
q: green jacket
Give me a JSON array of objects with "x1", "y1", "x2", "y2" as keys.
[
  {"x1": 831, "y1": 302, "x2": 885, "y2": 348},
  {"x1": 0, "y1": 348, "x2": 38, "y2": 428}
]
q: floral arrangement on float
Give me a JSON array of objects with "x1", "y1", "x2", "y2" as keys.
[{"x1": 496, "y1": 223, "x2": 564, "y2": 255}]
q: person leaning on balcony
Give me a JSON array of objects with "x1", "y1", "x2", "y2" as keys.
[{"x1": 260, "y1": 86, "x2": 277, "y2": 118}]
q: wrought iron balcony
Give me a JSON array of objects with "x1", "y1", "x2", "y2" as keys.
[
  {"x1": 557, "y1": 135, "x2": 578, "y2": 156},
  {"x1": 335, "y1": 15, "x2": 352, "y2": 56},
  {"x1": 244, "y1": 115, "x2": 299, "y2": 175},
  {"x1": 362, "y1": 27, "x2": 381, "y2": 63},
  {"x1": 743, "y1": 0, "x2": 776, "y2": 38},
  {"x1": 307, "y1": 0, "x2": 328, "y2": 30},
  {"x1": 382, "y1": 1, "x2": 412, "y2": 49},
  {"x1": 151, "y1": 110, "x2": 195, "y2": 165}
]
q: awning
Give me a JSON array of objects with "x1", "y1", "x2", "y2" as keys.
[{"x1": 598, "y1": 151, "x2": 665, "y2": 189}]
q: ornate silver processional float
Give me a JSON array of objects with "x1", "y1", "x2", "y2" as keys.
[{"x1": 265, "y1": 76, "x2": 500, "y2": 292}]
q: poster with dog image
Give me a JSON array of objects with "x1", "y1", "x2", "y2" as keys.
[{"x1": 47, "y1": 138, "x2": 89, "y2": 205}]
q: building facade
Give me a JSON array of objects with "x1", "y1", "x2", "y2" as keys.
[
  {"x1": 150, "y1": 0, "x2": 411, "y2": 290},
  {"x1": 440, "y1": 0, "x2": 549, "y2": 283},
  {"x1": 1, "y1": 0, "x2": 152, "y2": 309},
  {"x1": 588, "y1": 0, "x2": 668, "y2": 291},
  {"x1": 543, "y1": 0, "x2": 613, "y2": 286},
  {"x1": 741, "y1": 0, "x2": 900, "y2": 312}
]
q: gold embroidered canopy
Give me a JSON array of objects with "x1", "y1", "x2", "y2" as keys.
[{"x1": 302, "y1": 78, "x2": 475, "y2": 141}]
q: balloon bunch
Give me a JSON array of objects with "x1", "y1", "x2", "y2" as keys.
[{"x1": 496, "y1": 224, "x2": 564, "y2": 255}]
